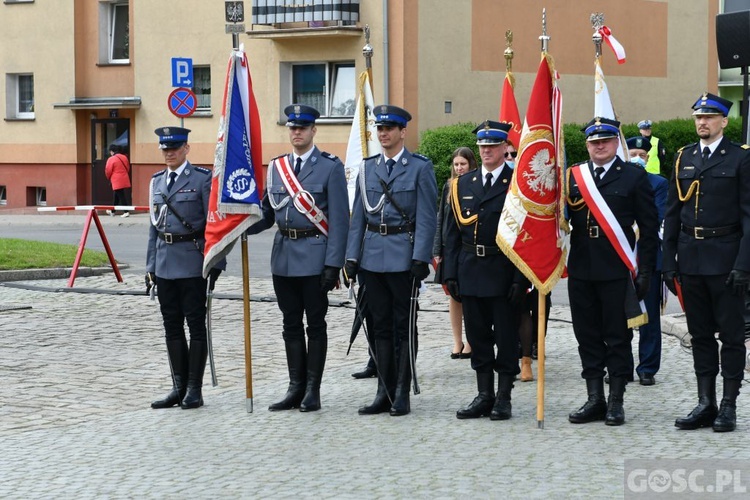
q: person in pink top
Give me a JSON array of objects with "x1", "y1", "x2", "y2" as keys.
[{"x1": 105, "y1": 144, "x2": 132, "y2": 217}]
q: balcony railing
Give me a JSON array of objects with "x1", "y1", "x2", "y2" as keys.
[{"x1": 251, "y1": 0, "x2": 359, "y2": 25}]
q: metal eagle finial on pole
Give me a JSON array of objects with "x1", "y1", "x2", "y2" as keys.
[
  {"x1": 504, "y1": 30, "x2": 514, "y2": 73},
  {"x1": 591, "y1": 12, "x2": 604, "y2": 59},
  {"x1": 539, "y1": 8, "x2": 550, "y2": 53}
]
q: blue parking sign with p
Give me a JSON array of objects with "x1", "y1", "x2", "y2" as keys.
[{"x1": 171, "y1": 58, "x2": 193, "y2": 87}]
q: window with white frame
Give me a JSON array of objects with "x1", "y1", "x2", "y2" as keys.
[
  {"x1": 282, "y1": 62, "x2": 355, "y2": 119},
  {"x1": 5, "y1": 73, "x2": 34, "y2": 119},
  {"x1": 35, "y1": 187, "x2": 46, "y2": 206},
  {"x1": 192, "y1": 66, "x2": 211, "y2": 111},
  {"x1": 99, "y1": 1, "x2": 129, "y2": 64}
]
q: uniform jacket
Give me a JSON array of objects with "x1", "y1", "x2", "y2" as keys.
[
  {"x1": 146, "y1": 162, "x2": 224, "y2": 279},
  {"x1": 432, "y1": 181, "x2": 453, "y2": 258},
  {"x1": 346, "y1": 149, "x2": 438, "y2": 272},
  {"x1": 647, "y1": 170, "x2": 668, "y2": 271},
  {"x1": 247, "y1": 146, "x2": 349, "y2": 277},
  {"x1": 663, "y1": 137, "x2": 750, "y2": 275},
  {"x1": 566, "y1": 157, "x2": 659, "y2": 281},
  {"x1": 442, "y1": 165, "x2": 525, "y2": 297},
  {"x1": 105, "y1": 153, "x2": 131, "y2": 190}
]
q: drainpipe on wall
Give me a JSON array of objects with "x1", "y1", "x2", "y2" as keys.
[{"x1": 382, "y1": 0, "x2": 390, "y2": 104}]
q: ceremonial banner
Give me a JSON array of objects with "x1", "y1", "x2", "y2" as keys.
[
  {"x1": 499, "y1": 71, "x2": 522, "y2": 149},
  {"x1": 344, "y1": 70, "x2": 380, "y2": 209},
  {"x1": 594, "y1": 58, "x2": 628, "y2": 160},
  {"x1": 496, "y1": 54, "x2": 566, "y2": 295},
  {"x1": 202, "y1": 48, "x2": 263, "y2": 277}
]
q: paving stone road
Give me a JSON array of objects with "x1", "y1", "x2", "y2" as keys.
[{"x1": 0, "y1": 273, "x2": 748, "y2": 499}]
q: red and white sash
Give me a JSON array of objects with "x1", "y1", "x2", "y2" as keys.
[
  {"x1": 272, "y1": 155, "x2": 329, "y2": 236},
  {"x1": 571, "y1": 164, "x2": 638, "y2": 276}
]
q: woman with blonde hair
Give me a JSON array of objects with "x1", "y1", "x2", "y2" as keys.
[{"x1": 432, "y1": 147, "x2": 478, "y2": 358}]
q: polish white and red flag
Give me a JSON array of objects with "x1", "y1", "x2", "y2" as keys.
[
  {"x1": 202, "y1": 47, "x2": 264, "y2": 277},
  {"x1": 496, "y1": 53, "x2": 567, "y2": 295},
  {"x1": 499, "y1": 69, "x2": 522, "y2": 149}
]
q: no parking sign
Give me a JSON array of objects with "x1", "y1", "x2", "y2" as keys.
[{"x1": 167, "y1": 87, "x2": 197, "y2": 118}]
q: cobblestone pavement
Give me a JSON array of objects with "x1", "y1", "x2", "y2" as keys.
[{"x1": 0, "y1": 273, "x2": 747, "y2": 499}]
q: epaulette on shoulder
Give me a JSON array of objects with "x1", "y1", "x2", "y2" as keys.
[
  {"x1": 194, "y1": 166, "x2": 211, "y2": 175},
  {"x1": 271, "y1": 154, "x2": 286, "y2": 161},
  {"x1": 731, "y1": 142, "x2": 750, "y2": 150},
  {"x1": 364, "y1": 153, "x2": 379, "y2": 160},
  {"x1": 570, "y1": 161, "x2": 588, "y2": 168},
  {"x1": 320, "y1": 151, "x2": 338, "y2": 160},
  {"x1": 152, "y1": 170, "x2": 165, "y2": 179},
  {"x1": 411, "y1": 152, "x2": 430, "y2": 162},
  {"x1": 677, "y1": 143, "x2": 695, "y2": 153}
]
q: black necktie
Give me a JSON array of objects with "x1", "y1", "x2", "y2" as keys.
[
  {"x1": 386, "y1": 158, "x2": 396, "y2": 176},
  {"x1": 702, "y1": 146, "x2": 710, "y2": 163},
  {"x1": 167, "y1": 171, "x2": 177, "y2": 192},
  {"x1": 483, "y1": 172, "x2": 493, "y2": 193},
  {"x1": 294, "y1": 157, "x2": 302, "y2": 176},
  {"x1": 594, "y1": 166, "x2": 604, "y2": 182}
]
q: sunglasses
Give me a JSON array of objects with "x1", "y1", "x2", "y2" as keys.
[{"x1": 505, "y1": 151, "x2": 517, "y2": 159}]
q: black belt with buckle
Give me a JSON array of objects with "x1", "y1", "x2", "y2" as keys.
[
  {"x1": 279, "y1": 227, "x2": 322, "y2": 239},
  {"x1": 462, "y1": 242, "x2": 502, "y2": 257},
  {"x1": 682, "y1": 224, "x2": 740, "y2": 240},
  {"x1": 158, "y1": 231, "x2": 204, "y2": 244},
  {"x1": 588, "y1": 225, "x2": 600, "y2": 238},
  {"x1": 366, "y1": 222, "x2": 415, "y2": 235}
]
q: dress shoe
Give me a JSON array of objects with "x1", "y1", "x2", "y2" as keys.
[
  {"x1": 451, "y1": 343, "x2": 464, "y2": 359},
  {"x1": 569, "y1": 378, "x2": 606, "y2": 424},
  {"x1": 520, "y1": 357, "x2": 534, "y2": 382},
  {"x1": 358, "y1": 393, "x2": 391, "y2": 415},
  {"x1": 351, "y1": 366, "x2": 377, "y2": 379},
  {"x1": 456, "y1": 395, "x2": 494, "y2": 419},
  {"x1": 675, "y1": 376, "x2": 718, "y2": 430},
  {"x1": 638, "y1": 373, "x2": 655, "y2": 386}
]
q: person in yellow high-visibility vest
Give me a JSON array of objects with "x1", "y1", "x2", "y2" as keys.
[{"x1": 638, "y1": 120, "x2": 667, "y2": 178}]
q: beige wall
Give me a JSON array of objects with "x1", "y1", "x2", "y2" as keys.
[
  {"x1": 0, "y1": 1, "x2": 77, "y2": 160},
  {"x1": 419, "y1": 0, "x2": 720, "y2": 131}
]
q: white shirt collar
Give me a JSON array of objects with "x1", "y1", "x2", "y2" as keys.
[
  {"x1": 166, "y1": 161, "x2": 188, "y2": 180},
  {"x1": 481, "y1": 164, "x2": 505, "y2": 183},
  {"x1": 699, "y1": 136, "x2": 723, "y2": 156},
  {"x1": 293, "y1": 146, "x2": 315, "y2": 166},
  {"x1": 592, "y1": 157, "x2": 617, "y2": 174},
  {"x1": 384, "y1": 148, "x2": 406, "y2": 165}
]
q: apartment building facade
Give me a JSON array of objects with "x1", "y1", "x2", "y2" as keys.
[{"x1": 0, "y1": 0, "x2": 736, "y2": 209}]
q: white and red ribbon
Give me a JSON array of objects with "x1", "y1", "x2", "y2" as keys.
[
  {"x1": 571, "y1": 165, "x2": 636, "y2": 275},
  {"x1": 273, "y1": 155, "x2": 329, "y2": 236},
  {"x1": 598, "y1": 26, "x2": 626, "y2": 64}
]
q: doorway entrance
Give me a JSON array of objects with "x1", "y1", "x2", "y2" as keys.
[{"x1": 91, "y1": 118, "x2": 130, "y2": 205}]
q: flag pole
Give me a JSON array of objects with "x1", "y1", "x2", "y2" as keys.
[
  {"x1": 536, "y1": 293, "x2": 548, "y2": 428},
  {"x1": 229, "y1": 17, "x2": 254, "y2": 414},
  {"x1": 241, "y1": 232, "x2": 253, "y2": 413},
  {"x1": 363, "y1": 25, "x2": 374, "y2": 92},
  {"x1": 535, "y1": 7, "x2": 550, "y2": 430}
]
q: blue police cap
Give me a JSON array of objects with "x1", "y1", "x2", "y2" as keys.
[
  {"x1": 637, "y1": 120, "x2": 652, "y2": 130},
  {"x1": 692, "y1": 92, "x2": 732, "y2": 117},
  {"x1": 626, "y1": 136, "x2": 652, "y2": 152},
  {"x1": 373, "y1": 105, "x2": 412, "y2": 127},
  {"x1": 284, "y1": 104, "x2": 320, "y2": 127},
  {"x1": 472, "y1": 120, "x2": 510, "y2": 145},
  {"x1": 155, "y1": 126, "x2": 191, "y2": 149},
  {"x1": 582, "y1": 117, "x2": 620, "y2": 142}
]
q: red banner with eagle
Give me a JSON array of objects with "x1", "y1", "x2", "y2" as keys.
[{"x1": 496, "y1": 53, "x2": 567, "y2": 295}]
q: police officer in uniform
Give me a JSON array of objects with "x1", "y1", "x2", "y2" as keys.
[
  {"x1": 566, "y1": 118, "x2": 658, "y2": 426},
  {"x1": 442, "y1": 120, "x2": 527, "y2": 421},
  {"x1": 248, "y1": 104, "x2": 349, "y2": 413},
  {"x1": 344, "y1": 105, "x2": 437, "y2": 417},
  {"x1": 664, "y1": 93, "x2": 750, "y2": 432},
  {"x1": 147, "y1": 127, "x2": 224, "y2": 410},
  {"x1": 626, "y1": 136, "x2": 669, "y2": 386}
]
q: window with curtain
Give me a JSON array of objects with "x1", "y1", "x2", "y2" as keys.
[
  {"x1": 290, "y1": 62, "x2": 355, "y2": 118},
  {"x1": 193, "y1": 66, "x2": 211, "y2": 110}
]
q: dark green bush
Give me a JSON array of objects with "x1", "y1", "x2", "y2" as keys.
[{"x1": 419, "y1": 118, "x2": 745, "y2": 187}]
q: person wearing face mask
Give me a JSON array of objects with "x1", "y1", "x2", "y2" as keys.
[
  {"x1": 504, "y1": 144, "x2": 517, "y2": 169},
  {"x1": 626, "y1": 136, "x2": 669, "y2": 387},
  {"x1": 432, "y1": 147, "x2": 478, "y2": 360}
]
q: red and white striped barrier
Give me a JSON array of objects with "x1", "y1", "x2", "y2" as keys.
[{"x1": 37, "y1": 205, "x2": 149, "y2": 212}]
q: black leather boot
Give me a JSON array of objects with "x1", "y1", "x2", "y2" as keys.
[
  {"x1": 390, "y1": 347, "x2": 412, "y2": 416},
  {"x1": 605, "y1": 376, "x2": 626, "y2": 426},
  {"x1": 569, "y1": 378, "x2": 607, "y2": 423},
  {"x1": 300, "y1": 339, "x2": 326, "y2": 412},
  {"x1": 457, "y1": 372, "x2": 495, "y2": 419},
  {"x1": 181, "y1": 341, "x2": 208, "y2": 409},
  {"x1": 152, "y1": 339, "x2": 189, "y2": 409},
  {"x1": 359, "y1": 339, "x2": 394, "y2": 415},
  {"x1": 675, "y1": 376, "x2": 718, "y2": 430},
  {"x1": 351, "y1": 357, "x2": 377, "y2": 379},
  {"x1": 490, "y1": 375, "x2": 514, "y2": 420},
  {"x1": 269, "y1": 339, "x2": 307, "y2": 411},
  {"x1": 713, "y1": 379, "x2": 741, "y2": 432}
]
